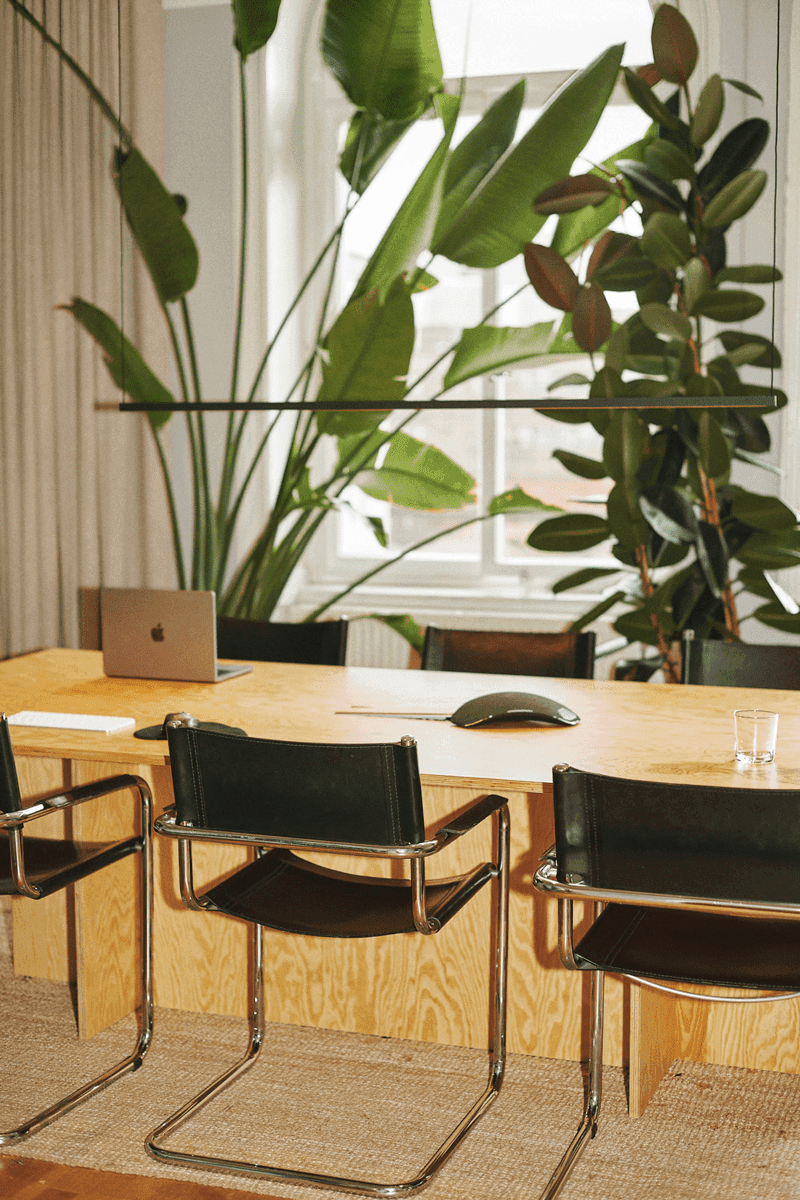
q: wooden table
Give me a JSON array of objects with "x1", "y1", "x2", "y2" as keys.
[{"x1": 4, "y1": 648, "x2": 800, "y2": 1117}]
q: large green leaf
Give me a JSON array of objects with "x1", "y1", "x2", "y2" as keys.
[
  {"x1": 358, "y1": 431, "x2": 475, "y2": 509},
  {"x1": 603, "y1": 410, "x2": 648, "y2": 482},
  {"x1": 354, "y1": 92, "x2": 459, "y2": 299},
  {"x1": 552, "y1": 566, "x2": 621, "y2": 594},
  {"x1": 621, "y1": 67, "x2": 681, "y2": 129},
  {"x1": 552, "y1": 134, "x2": 650, "y2": 259},
  {"x1": 730, "y1": 491, "x2": 798, "y2": 531},
  {"x1": 113, "y1": 149, "x2": 199, "y2": 304},
  {"x1": 639, "y1": 303, "x2": 691, "y2": 341},
  {"x1": 527, "y1": 513, "x2": 610, "y2": 552},
  {"x1": 696, "y1": 409, "x2": 731, "y2": 478},
  {"x1": 615, "y1": 160, "x2": 683, "y2": 212},
  {"x1": 433, "y1": 43, "x2": 625, "y2": 267},
  {"x1": 232, "y1": 0, "x2": 281, "y2": 58},
  {"x1": 591, "y1": 256, "x2": 661, "y2": 291},
  {"x1": 443, "y1": 322, "x2": 554, "y2": 390},
  {"x1": 752, "y1": 606, "x2": 800, "y2": 635},
  {"x1": 62, "y1": 298, "x2": 177, "y2": 432},
  {"x1": 697, "y1": 119, "x2": 770, "y2": 201},
  {"x1": 321, "y1": 0, "x2": 442, "y2": 120},
  {"x1": 691, "y1": 74, "x2": 724, "y2": 146},
  {"x1": 488, "y1": 487, "x2": 562, "y2": 516},
  {"x1": 718, "y1": 331, "x2": 781, "y2": 369},
  {"x1": 607, "y1": 480, "x2": 649, "y2": 548},
  {"x1": 569, "y1": 590, "x2": 628, "y2": 632},
  {"x1": 737, "y1": 529, "x2": 800, "y2": 570},
  {"x1": 695, "y1": 519, "x2": 729, "y2": 598},
  {"x1": 641, "y1": 211, "x2": 692, "y2": 269},
  {"x1": 639, "y1": 487, "x2": 698, "y2": 544},
  {"x1": 552, "y1": 450, "x2": 607, "y2": 480},
  {"x1": 652, "y1": 4, "x2": 698, "y2": 85},
  {"x1": 317, "y1": 276, "x2": 414, "y2": 432},
  {"x1": 432, "y1": 81, "x2": 524, "y2": 246},
  {"x1": 339, "y1": 109, "x2": 419, "y2": 193}
]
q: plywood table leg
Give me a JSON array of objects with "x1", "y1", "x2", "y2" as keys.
[{"x1": 628, "y1": 983, "x2": 683, "y2": 1117}]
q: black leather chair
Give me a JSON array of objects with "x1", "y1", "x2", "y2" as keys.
[
  {"x1": 147, "y1": 720, "x2": 509, "y2": 1195},
  {"x1": 216, "y1": 616, "x2": 348, "y2": 666},
  {"x1": 681, "y1": 629, "x2": 800, "y2": 688},
  {"x1": 0, "y1": 714, "x2": 153, "y2": 1144},
  {"x1": 420, "y1": 627, "x2": 595, "y2": 679},
  {"x1": 533, "y1": 763, "x2": 800, "y2": 1199}
]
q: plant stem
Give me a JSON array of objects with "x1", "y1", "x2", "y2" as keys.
[
  {"x1": 696, "y1": 463, "x2": 741, "y2": 638},
  {"x1": 634, "y1": 544, "x2": 679, "y2": 682}
]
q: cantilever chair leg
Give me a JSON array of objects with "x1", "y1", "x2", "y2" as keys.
[
  {"x1": 0, "y1": 781, "x2": 154, "y2": 1146},
  {"x1": 147, "y1": 812, "x2": 510, "y2": 1196},
  {"x1": 537, "y1": 970, "x2": 605, "y2": 1200}
]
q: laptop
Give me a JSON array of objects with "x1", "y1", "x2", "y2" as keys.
[{"x1": 101, "y1": 588, "x2": 253, "y2": 683}]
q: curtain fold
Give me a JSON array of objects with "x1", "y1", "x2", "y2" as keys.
[{"x1": 0, "y1": 0, "x2": 174, "y2": 658}]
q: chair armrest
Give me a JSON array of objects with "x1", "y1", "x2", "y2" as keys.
[
  {"x1": 0, "y1": 773, "x2": 151, "y2": 828},
  {"x1": 431, "y1": 793, "x2": 509, "y2": 847}
]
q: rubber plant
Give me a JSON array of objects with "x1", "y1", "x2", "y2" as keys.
[
  {"x1": 520, "y1": 2, "x2": 798, "y2": 680},
  {"x1": 8, "y1": 0, "x2": 629, "y2": 638}
]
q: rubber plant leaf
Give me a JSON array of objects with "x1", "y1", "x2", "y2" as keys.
[
  {"x1": 639, "y1": 302, "x2": 691, "y2": 341},
  {"x1": 695, "y1": 519, "x2": 728, "y2": 598},
  {"x1": 523, "y1": 245, "x2": 579, "y2": 312},
  {"x1": 340, "y1": 109, "x2": 420, "y2": 194},
  {"x1": 645, "y1": 137, "x2": 696, "y2": 182},
  {"x1": 433, "y1": 43, "x2": 625, "y2": 268},
  {"x1": 232, "y1": 0, "x2": 281, "y2": 58},
  {"x1": 552, "y1": 567, "x2": 621, "y2": 594},
  {"x1": 752, "y1": 607, "x2": 800, "y2": 635},
  {"x1": 113, "y1": 149, "x2": 199, "y2": 304},
  {"x1": 572, "y1": 284, "x2": 612, "y2": 353},
  {"x1": 641, "y1": 211, "x2": 692, "y2": 270},
  {"x1": 488, "y1": 487, "x2": 562, "y2": 516},
  {"x1": 353, "y1": 91, "x2": 459, "y2": 300},
  {"x1": 718, "y1": 330, "x2": 780, "y2": 368},
  {"x1": 533, "y1": 174, "x2": 614, "y2": 215},
  {"x1": 321, "y1": 0, "x2": 443, "y2": 121},
  {"x1": 62, "y1": 299, "x2": 177, "y2": 432},
  {"x1": 651, "y1": 3, "x2": 698, "y2": 85},
  {"x1": 716, "y1": 265, "x2": 781, "y2": 284},
  {"x1": 691, "y1": 74, "x2": 724, "y2": 146},
  {"x1": 614, "y1": 159, "x2": 683, "y2": 211},
  {"x1": 591, "y1": 256, "x2": 662, "y2": 291},
  {"x1": 737, "y1": 530, "x2": 800, "y2": 570},
  {"x1": 621, "y1": 65, "x2": 681, "y2": 128},
  {"x1": 551, "y1": 450, "x2": 608, "y2": 480},
  {"x1": 443, "y1": 322, "x2": 555, "y2": 390},
  {"x1": 358, "y1": 431, "x2": 476, "y2": 510},
  {"x1": 317, "y1": 276, "x2": 414, "y2": 435},
  {"x1": 603, "y1": 411, "x2": 648, "y2": 483},
  {"x1": 697, "y1": 118, "x2": 770, "y2": 201},
  {"x1": 552, "y1": 133, "x2": 650, "y2": 260},
  {"x1": 730, "y1": 491, "x2": 799, "y2": 531},
  {"x1": 526, "y1": 513, "x2": 610, "y2": 552},
  {"x1": 692, "y1": 290, "x2": 764, "y2": 322},
  {"x1": 569, "y1": 590, "x2": 628, "y2": 632},
  {"x1": 432, "y1": 80, "x2": 524, "y2": 246},
  {"x1": 639, "y1": 487, "x2": 698, "y2": 544}
]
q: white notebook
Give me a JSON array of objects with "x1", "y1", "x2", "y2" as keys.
[{"x1": 8, "y1": 711, "x2": 135, "y2": 734}]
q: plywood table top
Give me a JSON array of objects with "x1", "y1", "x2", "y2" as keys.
[{"x1": 2, "y1": 648, "x2": 799, "y2": 792}]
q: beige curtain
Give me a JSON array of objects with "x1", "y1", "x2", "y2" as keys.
[{"x1": 0, "y1": 0, "x2": 174, "y2": 658}]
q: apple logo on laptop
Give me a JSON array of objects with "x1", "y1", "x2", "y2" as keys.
[{"x1": 151, "y1": 623, "x2": 165, "y2": 643}]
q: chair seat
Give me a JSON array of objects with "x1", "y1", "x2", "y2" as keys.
[
  {"x1": 0, "y1": 832, "x2": 142, "y2": 897},
  {"x1": 574, "y1": 903, "x2": 800, "y2": 991},
  {"x1": 203, "y1": 848, "x2": 495, "y2": 937}
]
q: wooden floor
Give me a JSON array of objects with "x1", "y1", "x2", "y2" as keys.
[{"x1": 0, "y1": 1156, "x2": 274, "y2": 1199}]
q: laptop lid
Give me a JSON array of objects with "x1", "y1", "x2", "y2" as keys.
[{"x1": 101, "y1": 588, "x2": 252, "y2": 683}]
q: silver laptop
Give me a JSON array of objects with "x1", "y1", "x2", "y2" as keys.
[{"x1": 101, "y1": 588, "x2": 253, "y2": 683}]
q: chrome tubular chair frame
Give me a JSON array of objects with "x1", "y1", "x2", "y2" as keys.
[
  {"x1": 532, "y1": 763, "x2": 800, "y2": 1200},
  {"x1": 0, "y1": 764, "x2": 153, "y2": 1144},
  {"x1": 146, "y1": 729, "x2": 510, "y2": 1197}
]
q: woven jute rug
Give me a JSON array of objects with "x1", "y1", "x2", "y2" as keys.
[{"x1": 1, "y1": 906, "x2": 799, "y2": 1199}]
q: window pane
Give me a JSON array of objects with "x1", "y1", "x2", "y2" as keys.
[{"x1": 432, "y1": 0, "x2": 654, "y2": 78}]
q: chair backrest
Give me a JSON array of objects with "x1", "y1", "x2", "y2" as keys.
[
  {"x1": 0, "y1": 715, "x2": 22, "y2": 812},
  {"x1": 421, "y1": 627, "x2": 595, "y2": 679},
  {"x1": 167, "y1": 725, "x2": 425, "y2": 845},
  {"x1": 216, "y1": 617, "x2": 348, "y2": 666},
  {"x1": 553, "y1": 764, "x2": 800, "y2": 905},
  {"x1": 680, "y1": 632, "x2": 800, "y2": 689}
]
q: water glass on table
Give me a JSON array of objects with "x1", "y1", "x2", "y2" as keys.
[{"x1": 733, "y1": 708, "x2": 779, "y2": 765}]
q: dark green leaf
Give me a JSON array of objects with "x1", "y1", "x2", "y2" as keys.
[
  {"x1": 607, "y1": 479, "x2": 650, "y2": 548},
  {"x1": 552, "y1": 135, "x2": 649, "y2": 260},
  {"x1": 589, "y1": 366, "x2": 625, "y2": 399},
  {"x1": 61, "y1": 299, "x2": 177, "y2": 432},
  {"x1": 683, "y1": 256, "x2": 711, "y2": 313},
  {"x1": 695, "y1": 519, "x2": 729, "y2": 598},
  {"x1": 752, "y1": 606, "x2": 800, "y2": 635},
  {"x1": 645, "y1": 137, "x2": 696, "y2": 181},
  {"x1": 340, "y1": 109, "x2": 418, "y2": 193},
  {"x1": 552, "y1": 450, "x2": 608, "y2": 480},
  {"x1": 552, "y1": 567, "x2": 621, "y2": 595},
  {"x1": 615, "y1": 159, "x2": 684, "y2": 211},
  {"x1": 232, "y1": 0, "x2": 281, "y2": 57},
  {"x1": 730, "y1": 491, "x2": 798, "y2": 531},
  {"x1": 696, "y1": 409, "x2": 731, "y2": 477},
  {"x1": 547, "y1": 373, "x2": 592, "y2": 392},
  {"x1": 321, "y1": 0, "x2": 443, "y2": 120},
  {"x1": 723, "y1": 78, "x2": 763, "y2": 101},
  {"x1": 741, "y1": 569, "x2": 799, "y2": 614},
  {"x1": 639, "y1": 487, "x2": 698, "y2": 543},
  {"x1": 717, "y1": 330, "x2": 780, "y2": 369},
  {"x1": 715, "y1": 264, "x2": 781, "y2": 285},
  {"x1": 622, "y1": 66, "x2": 681, "y2": 129},
  {"x1": 526, "y1": 513, "x2": 610, "y2": 552},
  {"x1": 697, "y1": 119, "x2": 770, "y2": 200},
  {"x1": 613, "y1": 607, "x2": 670, "y2": 647},
  {"x1": 603, "y1": 410, "x2": 648, "y2": 482},
  {"x1": 568, "y1": 590, "x2": 628, "y2": 632},
  {"x1": 444, "y1": 322, "x2": 554, "y2": 390},
  {"x1": 639, "y1": 303, "x2": 692, "y2": 341},
  {"x1": 434, "y1": 43, "x2": 625, "y2": 267},
  {"x1": 641, "y1": 211, "x2": 692, "y2": 268},
  {"x1": 591, "y1": 257, "x2": 662, "y2": 290},
  {"x1": 113, "y1": 149, "x2": 199, "y2": 304},
  {"x1": 737, "y1": 529, "x2": 800, "y2": 570},
  {"x1": 692, "y1": 289, "x2": 764, "y2": 322}
]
